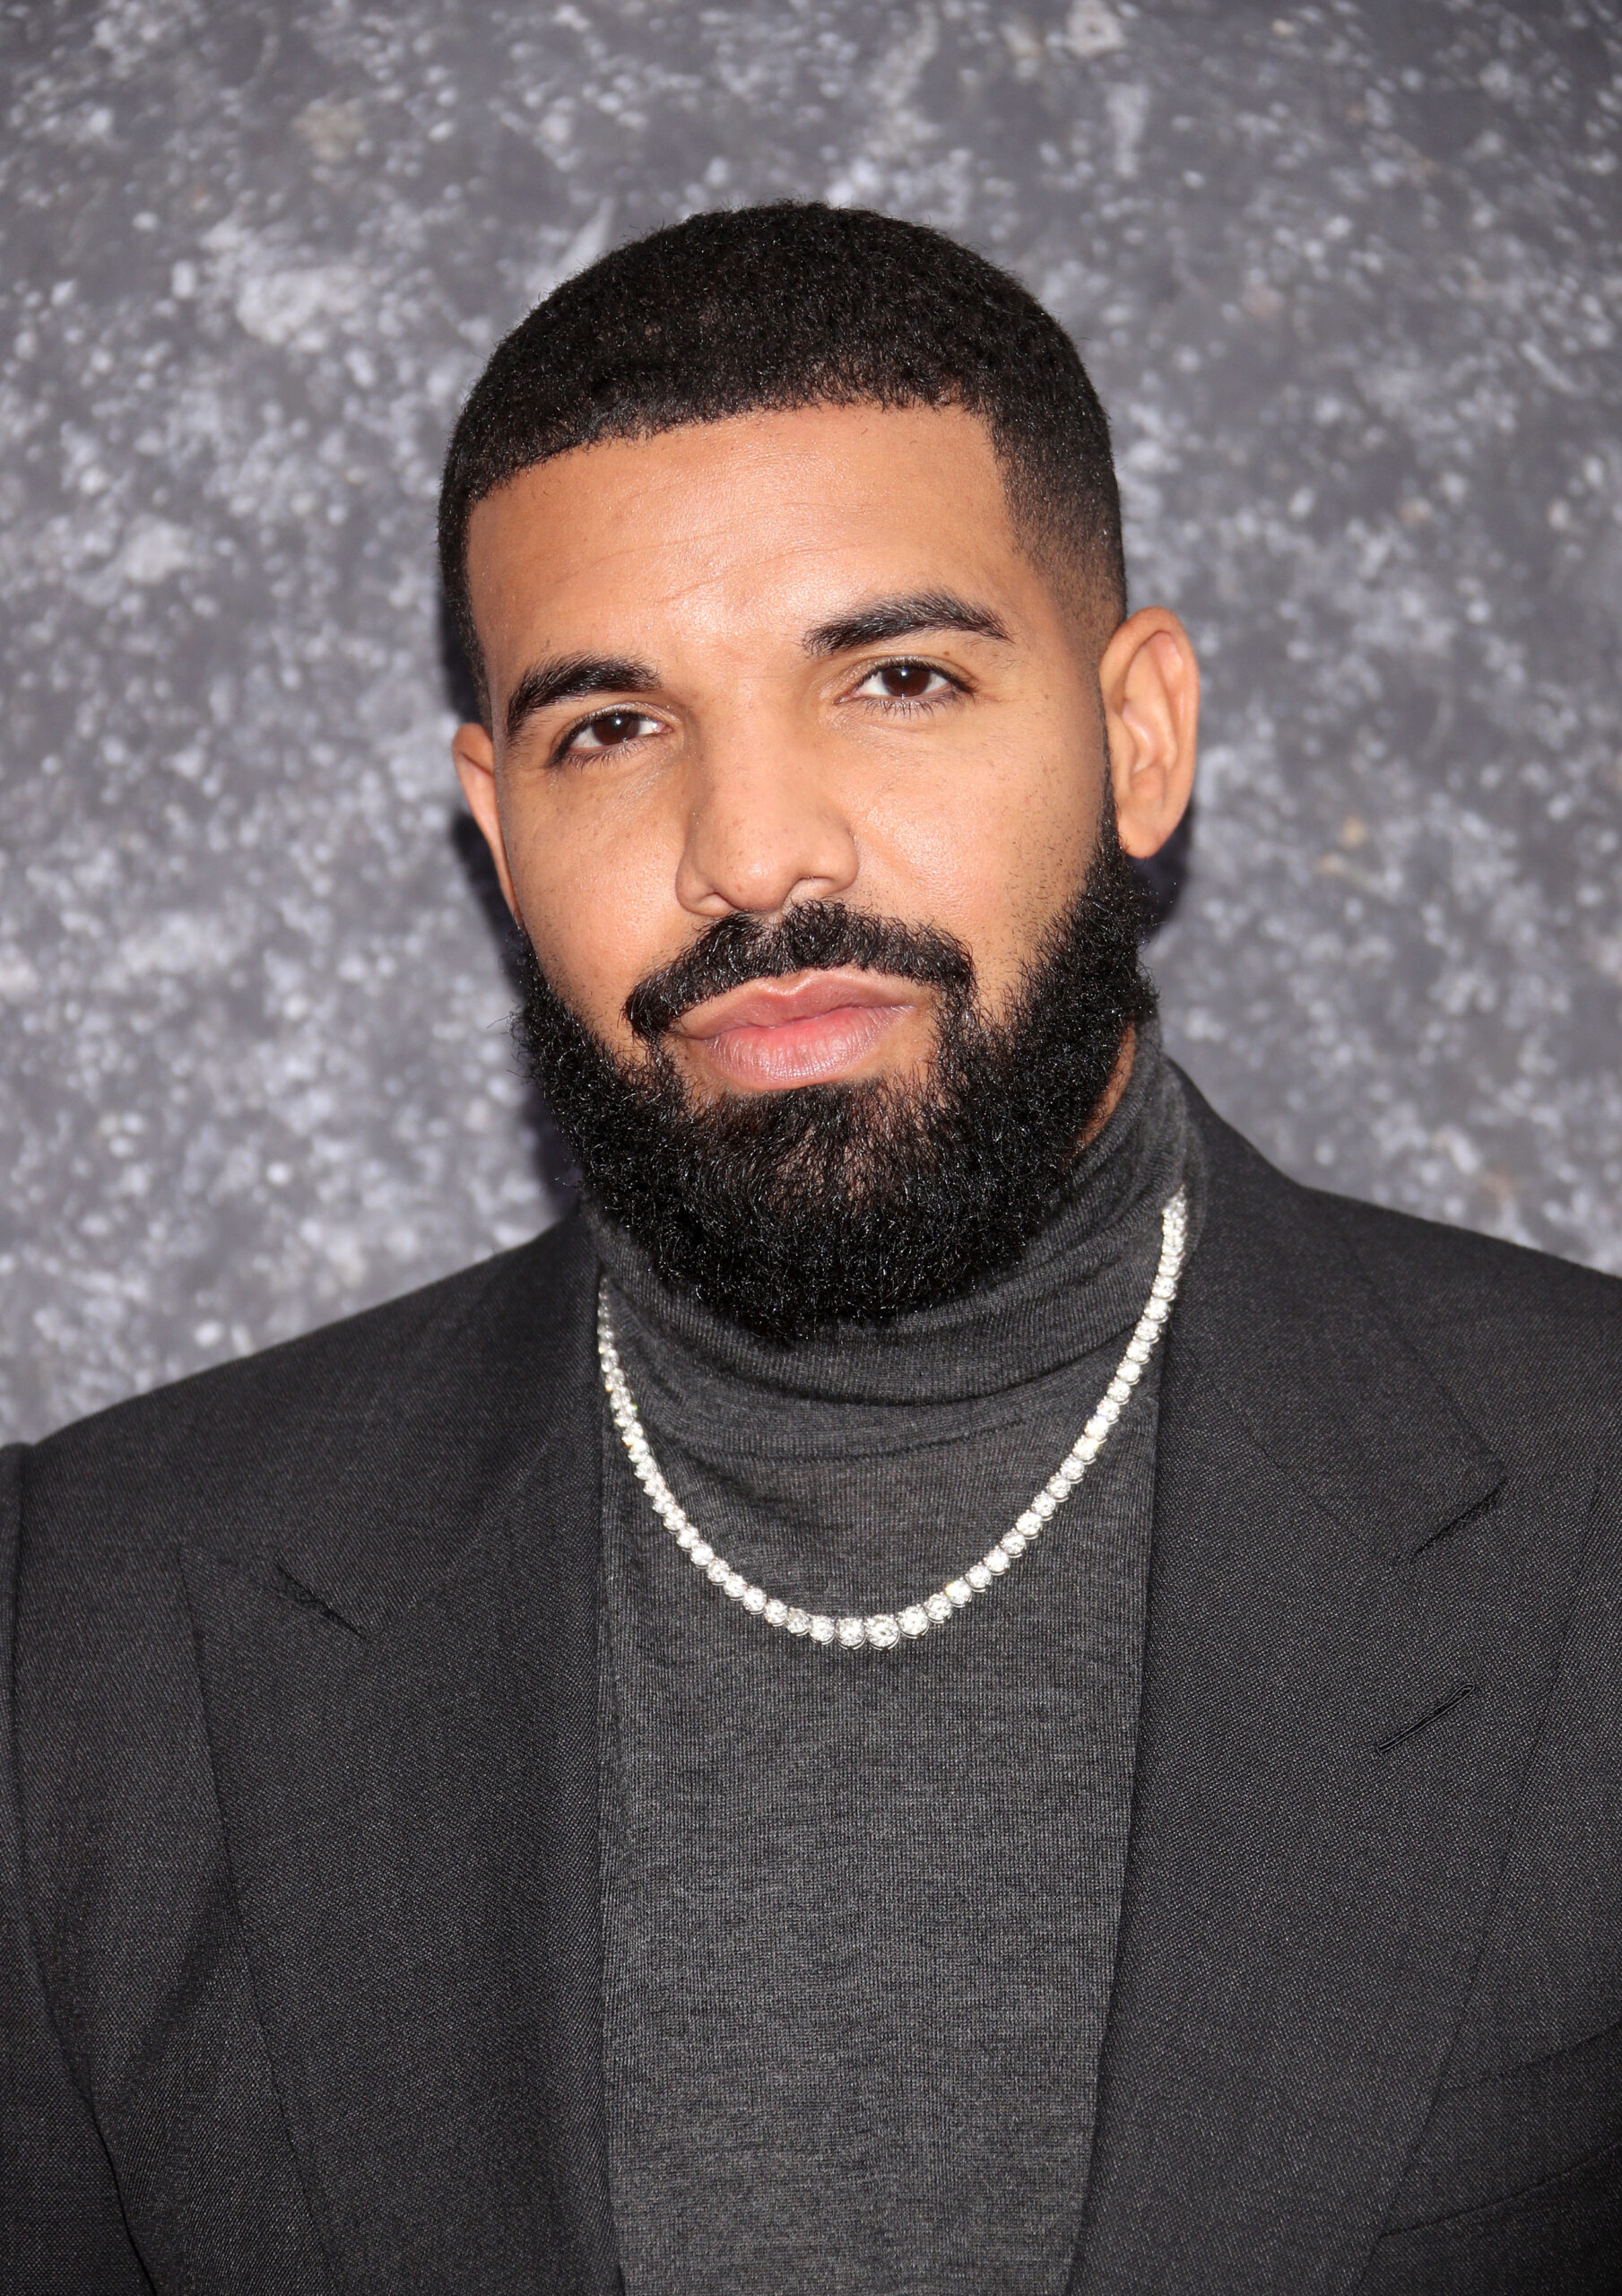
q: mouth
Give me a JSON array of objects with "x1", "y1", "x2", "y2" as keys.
[{"x1": 668, "y1": 967, "x2": 922, "y2": 1091}]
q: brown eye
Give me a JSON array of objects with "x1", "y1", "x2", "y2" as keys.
[
  {"x1": 584, "y1": 709, "x2": 645, "y2": 747},
  {"x1": 561, "y1": 708, "x2": 660, "y2": 757},
  {"x1": 847, "y1": 659, "x2": 960, "y2": 713},
  {"x1": 877, "y1": 661, "x2": 934, "y2": 699}
]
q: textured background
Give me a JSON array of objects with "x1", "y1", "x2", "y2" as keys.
[{"x1": 3, "y1": 0, "x2": 1618, "y2": 1442}]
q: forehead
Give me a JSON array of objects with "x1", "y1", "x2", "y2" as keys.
[{"x1": 463, "y1": 403, "x2": 1028, "y2": 675}]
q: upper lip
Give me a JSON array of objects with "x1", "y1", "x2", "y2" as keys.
[{"x1": 672, "y1": 968, "x2": 917, "y2": 1039}]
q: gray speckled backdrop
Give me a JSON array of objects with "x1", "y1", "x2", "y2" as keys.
[{"x1": 2, "y1": 0, "x2": 1618, "y2": 1441}]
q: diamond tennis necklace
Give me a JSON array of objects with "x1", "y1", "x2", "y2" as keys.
[{"x1": 597, "y1": 1187, "x2": 1189, "y2": 1651}]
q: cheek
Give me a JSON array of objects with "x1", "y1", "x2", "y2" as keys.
[
  {"x1": 857, "y1": 731, "x2": 1101, "y2": 982},
  {"x1": 500, "y1": 780, "x2": 682, "y2": 1042}
]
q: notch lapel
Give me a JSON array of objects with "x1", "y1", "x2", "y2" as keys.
[
  {"x1": 182, "y1": 1224, "x2": 620, "y2": 2295},
  {"x1": 1070, "y1": 1104, "x2": 1592, "y2": 2296}
]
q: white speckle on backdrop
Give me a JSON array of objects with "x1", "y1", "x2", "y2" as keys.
[{"x1": 2, "y1": 1, "x2": 1618, "y2": 1439}]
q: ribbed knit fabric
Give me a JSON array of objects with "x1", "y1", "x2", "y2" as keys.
[{"x1": 591, "y1": 1022, "x2": 1202, "y2": 2296}]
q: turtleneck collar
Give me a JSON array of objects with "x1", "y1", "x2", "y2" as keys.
[{"x1": 585, "y1": 1015, "x2": 1199, "y2": 1415}]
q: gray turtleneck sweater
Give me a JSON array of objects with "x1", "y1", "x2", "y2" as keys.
[{"x1": 590, "y1": 1027, "x2": 1202, "y2": 2296}]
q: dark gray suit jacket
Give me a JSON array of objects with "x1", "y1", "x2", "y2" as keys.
[{"x1": 4, "y1": 1090, "x2": 1620, "y2": 2294}]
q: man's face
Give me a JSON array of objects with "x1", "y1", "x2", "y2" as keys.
[{"x1": 454, "y1": 403, "x2": 1194, "y2": 1103}]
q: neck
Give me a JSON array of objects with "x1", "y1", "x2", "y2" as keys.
[
  {"x1": 1078, "y1": 1021, "x2": 1138, "y2": 1154},
  {"x1": 585, "y1": 1014, "x2": 1193, "y2": 1410}
]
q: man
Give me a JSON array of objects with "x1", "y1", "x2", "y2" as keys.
[{"x1": 3, "y1": 204, "x2": 1618, "y2": 2296}]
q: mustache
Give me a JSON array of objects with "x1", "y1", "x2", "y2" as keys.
[{"x1": 623, "y1": 902, "x2": 976, "y2": 1043}]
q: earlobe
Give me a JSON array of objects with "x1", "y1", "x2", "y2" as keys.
[
  {"x1": 451, "y1": 721, "x2": 523, "y2": 924},
  {"x1": 1099, "y1": 608, "x2": 1199, "y2": 860}
]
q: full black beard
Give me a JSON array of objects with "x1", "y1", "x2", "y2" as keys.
[{"x1": 516, "y1": 818, "x2": 1156, "y2": 1341}]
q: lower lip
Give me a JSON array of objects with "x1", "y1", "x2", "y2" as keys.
[{"x1": 687, "y1": 1002, "x2": 910, "y2": 1090}]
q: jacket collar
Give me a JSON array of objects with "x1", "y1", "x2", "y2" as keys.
[{"x1": 1169, "y1": 1085, "x2": 1505, "y2": 1561}]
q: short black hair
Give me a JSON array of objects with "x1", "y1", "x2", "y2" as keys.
[{"x1": 438, "y1": 202, "x2": 1126, "y2": 725}]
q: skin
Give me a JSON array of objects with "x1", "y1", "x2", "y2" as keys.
[{"x1": 453, "y1": 402, "x2": 1198, "y2": 1118}]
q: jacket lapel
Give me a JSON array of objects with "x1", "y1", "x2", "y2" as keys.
[
  {"x1": 1071, "y1": 1100, "x2": 1592, "y2": 2295},
  {"x1": 182, "y1": 1221, "x2": 619, "y2": 2296}
]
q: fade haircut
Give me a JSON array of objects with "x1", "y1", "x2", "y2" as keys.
[{"x1": 438, "y1": 202, "x2": 1127, "y2": 726}]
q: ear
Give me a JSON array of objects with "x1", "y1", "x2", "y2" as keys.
[
  {"x1": 1097, "y1": 607, "x2": 1199, "y2": 858},
  {"x1": 451, "y1": 720, "x2": 523, "y2": 923}
]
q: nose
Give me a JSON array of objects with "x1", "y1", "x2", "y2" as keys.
[{"x1": 673, "y1": 723, "x2": 860, "y2": 921}]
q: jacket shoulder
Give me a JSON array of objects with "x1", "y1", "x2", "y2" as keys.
[
  {"x1": 1189, "y1": 1076, "x2": 1618, "y2": 1322},
  {"x1": 1185, "y1": 1079, "x2": 1620, "y2": 1457},
  {"x1": 1317, "y1": 1181, "x2": 1620, "y2": 1333},
  {"x1": 12, "y1": 1213, "x2": 599, "y2": 1593}
]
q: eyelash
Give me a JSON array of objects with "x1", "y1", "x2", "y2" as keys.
[
  {"x1": 552, "y1": 709, "x2": 664, "y2": 764},
  {"x1": 847, "y1": 657, "x2": 968, "y2": 713},
  {"x1": 550, "y1": 657, "x2": 967, "y2": 762}
]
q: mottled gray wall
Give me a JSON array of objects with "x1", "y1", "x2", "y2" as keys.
[{"x1": 2, "y1": 0, "x2": 1618, "y2": 1441}]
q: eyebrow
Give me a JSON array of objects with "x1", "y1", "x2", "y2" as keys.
[
  {"x1": 802, "y1": 589, "x2": 1011, "y2": 657},
  {"x1": 500, "y1": 590, "x2": 1009, "y2": 742},
  {"x1": 504, "y1": 653, "x2": 658, "y2": 744}
]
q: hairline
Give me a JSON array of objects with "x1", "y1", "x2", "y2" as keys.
[{"x1": 449, "y1": 395, "x2": 1123, "y2": 730}]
